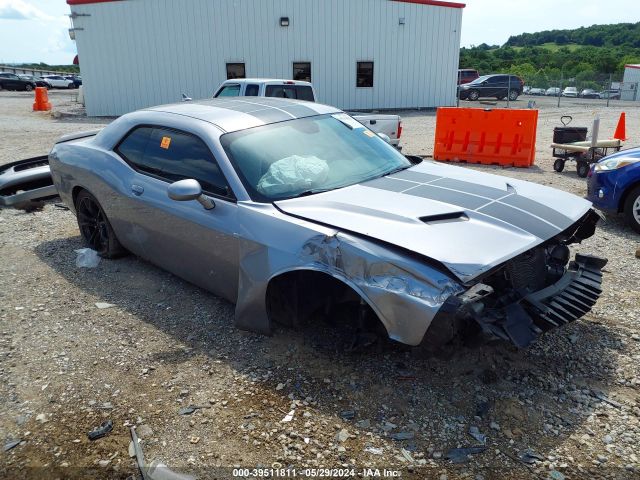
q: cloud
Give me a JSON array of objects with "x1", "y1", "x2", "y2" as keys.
[{"x1": 0, "y1": 0, "x2": 54, "y2": 21}]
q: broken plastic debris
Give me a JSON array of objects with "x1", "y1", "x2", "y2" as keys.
[
  {"x1": 75, "y1": 248, "x2": 100, "y2": 268},
  {"x1": 281, "y1": 410, "x2": 295, "y2": 422},
  {"x1": 364, "y1": 446, "x2": 384, "y2": 455},
  {"x1": 147, "y1": 460, "x2": 196, "y2": 480},
  {"x1": 87, "y1": 420, "x2": 113, "y2": 441},
  {"x1": 178, "y1": 405, "x2": 210, "y2": 415},
  {"x1": 445, "y1": 446, "x2": 486, "y2": 463},
  {"x1": 339, "y1": 410, "x2": 355, "y2": 420},
  {"x1": 95, "y1": 302, "x2": 116, "y2": 309},
  {"x1": 4, "y1": 439, "x2": 21, "y2": 452},
  {"x1": 519, "y1": 449, "x2": 544, "y2": 464},
  {"x1": 468, "y1": 425, "x2": 487, "y2": 445},
  {"x1": 401, "y1": 448, "x2": 414, "y2": 462}
]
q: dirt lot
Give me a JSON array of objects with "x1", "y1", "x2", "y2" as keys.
[{"x1": 1, "y1": 90, "x2": 639, "y2": 480}]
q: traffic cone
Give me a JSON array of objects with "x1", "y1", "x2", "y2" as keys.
[{"x1": 613, "y1": 112, "x2": 627, "y2": 141}]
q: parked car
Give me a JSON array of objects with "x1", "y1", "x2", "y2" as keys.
[
  {"x1": 18, "y1": 74, "x2": 51, "y2": 89},
  {"x1": 41, "y1": 75, "x2": 76, "y2": 89},
  {"x1": 528, "y1": 87, "x2": 545, "y2": 96},
  {"x1": 458, "y1": 74, "x2": 524, "y2": 101},
  {"x1": 457, "y1": 69, "x2": 479, "y2": 85},
  {"x1": 64, "y1": 75, "x2": 82, "y2": 88},
  {"x1": 579, "y1": 89, "x2": 599, "y2": 99},
  {"x1": 587, "y1": 147, "x2": 640, "y2": 233},
  {"x1": 0, "y1": 72, "x2": 37, "y2": 91},
  {"x1": 43, "y1": 97, "x2": 606, "y2": 349},
  {"x1": 545, "y1": 87, "x2": 560, "y2": 96},
  {"x1": 213, "y1": 79, "x2": 403, "y2": 149},
  {"x1": 599, "y1": 90, "x2": 620, "y2": 100},
  {"x1": 562, "y1": 87, "x2": 578, "y2": 97}
]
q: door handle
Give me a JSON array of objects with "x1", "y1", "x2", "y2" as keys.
[{"x1": 131, "y1": 184, "x2": 144, "y2": 196}]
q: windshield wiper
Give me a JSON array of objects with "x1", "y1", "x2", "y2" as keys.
[
  {"x1": 289, "y1": 187, "x2": 335, "y2": 199},
  {"x1": 382, "y1": 164, "x2": 412, "y2": 177}
]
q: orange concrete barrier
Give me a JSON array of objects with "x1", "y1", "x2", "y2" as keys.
[
  {"x1": 33, "y1": 87, "x2": 51, "y2": 111},
  {"x1": 433, "y1": 107, "x2": 538, "y2": 167}
]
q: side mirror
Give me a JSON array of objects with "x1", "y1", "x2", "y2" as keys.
[
  {"x1": 167, "y1": 179, "x2": 214, "y2": 210},
  {"x1": 377, "y1": 132, "x2": 392, "y2": 144}
]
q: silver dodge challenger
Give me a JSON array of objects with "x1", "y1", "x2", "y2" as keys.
[{"x1": 49, "y1": 97, "x2": 606, "y2": 348}]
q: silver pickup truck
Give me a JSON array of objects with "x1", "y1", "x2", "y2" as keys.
[{"x1": 213, "y1": 79, "x2": 402, "y2": 149}]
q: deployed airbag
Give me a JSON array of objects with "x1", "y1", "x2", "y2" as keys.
[{"x1": 257, "y1": 155, "x2": 329, "y2": 196}]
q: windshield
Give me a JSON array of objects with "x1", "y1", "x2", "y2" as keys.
[
  {"x1": 221, "y1": 114, "x2": 410, "y2": 202},
  {"x1": 468, "y1": 75, "x2": 490, "y2": 85}
]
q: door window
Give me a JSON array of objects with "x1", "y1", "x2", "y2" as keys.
[
  {"x1": 245, "y1": 84, "x2": 259, "y2": 96},
  {"x1": 215, "y1": 84, "x2": 240, "y2": 97},
  {"x1": 116, "y1": 127, "x2": 233, "y2": 198}
]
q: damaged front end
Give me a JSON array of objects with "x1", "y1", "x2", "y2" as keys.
[
  {"x1": 0, "y1": 156, "x2": 57, "y2": 208},
  {"x1": 435, "y1": 209, "x2": 606, "y2": 347}
]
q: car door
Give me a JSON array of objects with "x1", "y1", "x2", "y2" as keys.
[
  {"x1": 7, "y1": 74, "x2": 20, "y2": 89},
  {"x1": 113, "y1": 125, "x2": 240, "y2": 302}
]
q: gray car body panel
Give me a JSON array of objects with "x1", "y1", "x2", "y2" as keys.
[{"x1": 48, "y1": 97, "x2": 597, "y2": 346}]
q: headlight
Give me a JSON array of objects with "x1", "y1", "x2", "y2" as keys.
[{"x1": 594, "y1": 157, "x2": 640, "y2": 172}]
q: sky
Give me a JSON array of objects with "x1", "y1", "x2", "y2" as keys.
[{"x1": 0, "y1": 0, "x2": 639, "y2": 65}]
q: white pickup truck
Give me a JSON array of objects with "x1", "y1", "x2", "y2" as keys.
[{"x1": 213, "y1": 79, "x2": 402, "y2": 149}]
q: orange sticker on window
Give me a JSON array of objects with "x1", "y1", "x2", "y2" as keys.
[{"x1": 160, "y1": 136, "x2": 171, "y2": 149}]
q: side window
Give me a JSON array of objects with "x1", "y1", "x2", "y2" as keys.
[
  {"x1": 226, "y1": 63, "x2": 245, "y2": 80},
  {"x1": 295, "y1": 85, "x2": 314, "y2": 101},
  {"x1": 292, "y1": 62, "x2": 311, "y2": 82},
  {"x1": 244, "y1": 84, "x2": 259, "y2": 96},
  {"x1": 357, "y1": 62, "x2": 374, "y2": 87},
  {"x1": 116, "y1": 127, "x2": 233, "y2": 198},
  {"x1": 215, "y1": 84, "x2": 240, "y2": 97}
]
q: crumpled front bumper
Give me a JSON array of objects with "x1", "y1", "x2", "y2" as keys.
[
  {"x1": 0, "y1": 156, "x2": 57, "y2": 207},
  {"x1": 472, "y1": 253, "x2": 607, "y2": 347}
]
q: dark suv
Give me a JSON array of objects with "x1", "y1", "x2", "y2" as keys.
[
  {"x1": 459, "y1": 74, "x2": 524, "y2": 101},
  {"x1": 0, "y1": 73, "x2": 37, "y2": 91}
]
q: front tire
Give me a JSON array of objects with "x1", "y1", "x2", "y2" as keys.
[
  {"x1": 75, "y1": 190, "x2": 126, "y2": 258},
  {"x1": 25, "y1": 84, "x2": 33, "y2": 92},
  {"x1": 623, "y1": 186, "x2": 640, "y2": 234},
  {"x1": 68, "y1": 83, "x2": 75, "y2": 89},
  {"x1": 468, "y1": 90, "x2": 480, "y2": 101}
]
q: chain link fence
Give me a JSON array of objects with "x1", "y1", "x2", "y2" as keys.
[{"x1": 522, "y1": 73, "x2": 639, "y2": 105}]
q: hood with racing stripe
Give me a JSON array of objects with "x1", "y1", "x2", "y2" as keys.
[{"x1": 275, "y1": 160, "x2": 593, "y2": 283}]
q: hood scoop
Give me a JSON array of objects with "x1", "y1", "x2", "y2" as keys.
[{"x1": 420, "y1": 212, "x2": 469, "y2": 225}]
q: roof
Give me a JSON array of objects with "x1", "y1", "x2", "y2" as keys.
[
  {"x1": 68, "y1": 0, "x2": 465, "y2": 8},
  {"x1": 625, "y1": 64, "x2": 640, "y2": 70},
  {"x1": 144, "y1": 97, "x2": 340, "y2": 133}
]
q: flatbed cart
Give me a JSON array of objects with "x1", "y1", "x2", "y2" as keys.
[{"x1": 551, "y1": 139, "x2": 622, "y2": 177}]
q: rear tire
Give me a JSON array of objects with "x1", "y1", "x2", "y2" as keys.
[
  {"x1": 68, "y1": 83, "x2": 75, "y2": 89},
  {"x1": 576, "y1": 161, "x2": 590, "y2": 178},
  {"x1": 25, "y1": 84, "x2": 33, "y2": 92},
  {"x1": 623, "y1": 185, "x2": 640, "y2": 234},
  {"x1": 75, "y1": 190, "x2": 126, "y2": 258},
  {"x1": 553, "y1": 159, "x2": 565, "y2": 172},
  {"x1": 508, "y1": 90, "x2": 519, "y2": 101}
]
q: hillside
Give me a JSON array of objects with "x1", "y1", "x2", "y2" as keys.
[{"x1": 460, "y1": 23, "x2": 640, "y2": 89}]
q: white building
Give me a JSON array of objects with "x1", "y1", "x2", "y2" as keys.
[
  {"x1": 67, "y1": 0, "x2": 464, "y2": 116},
  {"x1": 621, "y1": 64, "x2": 640, "y2": 101}
]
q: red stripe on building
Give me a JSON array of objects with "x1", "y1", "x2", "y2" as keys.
[{"x1": 68, "y1": 0, "x2": 465, "y2": 7}]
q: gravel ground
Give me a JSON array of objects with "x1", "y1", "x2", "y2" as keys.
[{"x1": 1, "y1": 91, "x2": 639, "y2": 480}]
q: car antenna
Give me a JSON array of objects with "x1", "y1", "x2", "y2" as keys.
[{"x1": 181, "y1": 93, "x2": 192, "y2": 102}]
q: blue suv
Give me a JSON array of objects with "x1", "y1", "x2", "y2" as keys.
[{"x1": 587, "y1": 147, "x2": 640, "y2": 233}]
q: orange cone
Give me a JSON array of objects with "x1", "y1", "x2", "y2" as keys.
[{"x1": 613, "y1": 112, "x2": 627, "y2": 141}]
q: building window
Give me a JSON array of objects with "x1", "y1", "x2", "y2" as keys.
[
  {"x1": 226, "y1": 63, "x2": 245, "y2": 80},
  {"x1": 293, "y1": 62, "x2": 311, "y2": 82},
  {"x1": 357, "y1": 61, "x2": 374, "y2": 88}
]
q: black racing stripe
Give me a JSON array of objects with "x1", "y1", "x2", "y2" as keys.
[
  {"x1": 363, "y1": 176, "x2": 414, "y2": 192},
  {"x1": 433, "y1": 178, "x2": 507, "y2": 200},
  {"x1": 281, "y1": 104, "x2": 322, "y2": 118},
  {"x1": 478, "y1": 202, "x2": 560, "y2": 238},
  {"x1": 247, "y1": 108, "x2": 293, "y2": 123},
  {"x1": 406, "y1": 185, "x2": 489, "y2": 210},
  {"x1": 389, "y1": 170, "x2": 442, "y2": 184},
  {"x1": 500, "y1": 195, "x2": 573, "y2": 229}
]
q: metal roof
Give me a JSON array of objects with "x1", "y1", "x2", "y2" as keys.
[{"x1": 145, "y1": 97, "x2": 341, "y2": 133}]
